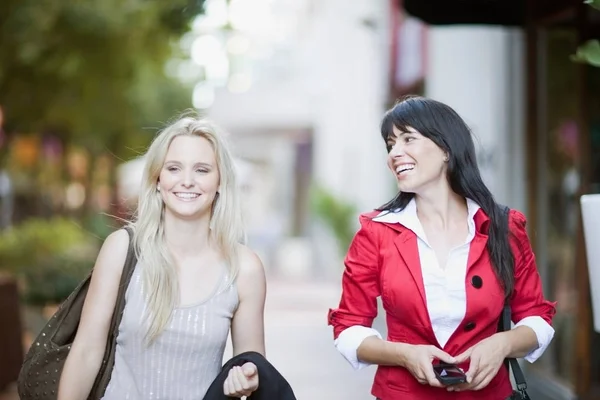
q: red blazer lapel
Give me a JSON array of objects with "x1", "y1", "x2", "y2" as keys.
[
  {"x1": 393, "y1": 231, "x2": 427, "y2": 316},
  {"x1": 378, "y1": 221, "x2": 437, "y2": 342}
]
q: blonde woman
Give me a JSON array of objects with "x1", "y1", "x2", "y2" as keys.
[{"x1": 58, "y1": 116, "x2": 266, "y2": 399}]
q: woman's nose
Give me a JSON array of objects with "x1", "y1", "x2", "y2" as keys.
[
  {"x1": 182, "y1": 171, "x2": 194, "y2": 187},
  {"x1": 389, "y1": 142, "x2": 405, "y2": 157}
]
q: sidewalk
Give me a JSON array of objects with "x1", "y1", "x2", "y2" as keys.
[{"x1": 258, "y1": 277, "x2": 378, "y2": 399}]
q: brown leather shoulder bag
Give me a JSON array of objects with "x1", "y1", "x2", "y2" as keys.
[{"x1": 17, "y1": 226, "x2": 137, "y2": 400}]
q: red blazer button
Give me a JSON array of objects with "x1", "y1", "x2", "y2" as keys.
[
  {"x1": 471, "y1": 275, "x2": 483, "y2": 289},
  {"x1": 464, "y1": 322, "x2": 476, "y2": 331}
]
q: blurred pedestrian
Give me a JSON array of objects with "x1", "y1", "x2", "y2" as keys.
[{"x1": 328, "y1": 96, "x2": 556, "y2": 399}]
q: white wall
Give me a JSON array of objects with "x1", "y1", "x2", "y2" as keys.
[
  {"x1": 425, "y1": 26, "x2": 527, "y2": 213},
  {"x1": 210, "y1": 0, "x2": 393, "y2": 213},
  {"x1": 304, "y1": 0, "x2": 392, "y2": 213},
  {"x1": 298, "y1": 0, "x2": 394, "y2": 276},
  {"x1": 208, "y1": 0, "x2": 395, "y2": 277}
]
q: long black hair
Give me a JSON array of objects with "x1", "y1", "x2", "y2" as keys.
[{"x1": 378, "y1": 96, "x2": 515, "y2": 298}]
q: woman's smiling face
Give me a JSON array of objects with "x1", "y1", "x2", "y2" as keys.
[
  {"x1": 158, "y1": 135, "x2": 220, "y2": 220},
  {"x1": 386, "y1": 125, "x2": 448, "y2": 194}
]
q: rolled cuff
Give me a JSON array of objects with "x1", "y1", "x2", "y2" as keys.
[
  {"x1": 334, "y1": 325, "x2": 382, "y2": 370},
  {"x1": 515, "y1": 316, "x2": 555, "y2": 363}
]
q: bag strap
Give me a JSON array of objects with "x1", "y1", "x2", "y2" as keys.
[
  {"x1": 500, "y1": 206, "x2": 528, "y2": 395},
  {"x1": 90, "y1": 225, "x2": 139, "y2": 397},
  {"x1": 500, "y1": 304, "x2": 528, "y2": 393},
  {"x1": 109, "y1": 226, "x2": 138, "y2": 337}
]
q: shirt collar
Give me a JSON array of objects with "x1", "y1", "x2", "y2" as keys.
[{"x1": 372, "y1": 198, "x2": 481, "y2": 244}]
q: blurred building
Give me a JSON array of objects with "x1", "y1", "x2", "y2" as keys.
[
  {"x1": 400, "y1": 0, "x2": 600, "y2": 399},
  {"x1": 163, "y1": 0, "x2": 600, "y2": 398},
  {"x1": 195, "y1": 0, "x2": 394, "y2": 278}
]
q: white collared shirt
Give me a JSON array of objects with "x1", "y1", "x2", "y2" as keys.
[{"x1": 334, "y1": 198, "x2": 555, "y2": 370}]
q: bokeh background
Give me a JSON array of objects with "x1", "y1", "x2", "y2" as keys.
[{"x1": 1, "y1": 1, "x2": 600, "y2": 399}]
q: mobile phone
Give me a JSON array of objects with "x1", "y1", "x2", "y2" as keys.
[{"x1": 433, "y1": 363, "x2": 467, "y2": 385}]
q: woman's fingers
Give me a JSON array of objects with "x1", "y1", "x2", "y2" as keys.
[
  {"x1": 223, "y1": 366, "x2": 252, "y2": 397},
  {"x1": 223, "y1": 369, "x2": 236, "y2": 395}
]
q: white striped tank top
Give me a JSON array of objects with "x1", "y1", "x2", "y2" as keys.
[{"x1": 101, "y1": 262, "x2": 238, "y2": 400}]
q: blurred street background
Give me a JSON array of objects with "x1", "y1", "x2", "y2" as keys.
[{"x1": 1, "y1": 0, "x2": 600, "y2": 399}]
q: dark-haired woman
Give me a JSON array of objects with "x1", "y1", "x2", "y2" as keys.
[{"x1": 327, "y1": 96, "x2": 556, "y2": 400}]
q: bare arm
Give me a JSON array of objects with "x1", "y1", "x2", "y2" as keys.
[
  {"x1": 230, "y1": 246, "x2": 266, "y2": 357},
  {"x1": 57, "y1": 229, "x2": 130, "y2": 400},
  {"x1": 502, "y1": 326, "x2": 539, "y2": 359},
  {"x1": 357, "y1": 336, "x2": 404, "y2": 366}
]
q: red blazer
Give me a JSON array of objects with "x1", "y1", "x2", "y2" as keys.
[{"x1": 328, "y1": 208, "x2": 556, "y2": 400}]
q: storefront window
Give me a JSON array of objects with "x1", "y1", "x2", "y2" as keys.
[
  {"x1": 586, "y1": 53, "x2": 600, "y2": 385},
  {"x1": 588, "y1": 64, "x2": 600, "y2": 194},
  {"x1": 532, "y1": 28, "x2": 580, "y2": 386}
]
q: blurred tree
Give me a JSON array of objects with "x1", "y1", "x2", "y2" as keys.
[
  {"x1": 572, "y1": 40, "x2": 600, "y2": 67},
  {"x1": 310, "y1": 185, "x2": 357, "y2": 256},
  {"x1": 571, "y1": 0, "x2": 600, "y2": 67},
  {"x1": 585, "y1": 0, "x2": 600, "y2": 9},
  {"x1": 0, "y1": 0, "x2": 205, "y2": 220},
  {"x1": 0, "y1": 0, "x2": 204, "y2": 160}
]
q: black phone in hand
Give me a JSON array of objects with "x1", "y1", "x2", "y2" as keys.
[{"x1": 433, "y1": 363, "x2": 467, "y2": 385}]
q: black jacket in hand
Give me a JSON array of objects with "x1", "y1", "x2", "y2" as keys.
[{"x1": 203, "y1": 351, "x2": 297, "y2": 400}]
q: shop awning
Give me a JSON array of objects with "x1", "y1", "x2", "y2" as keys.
[
  {"x1": 402, "y1": 0, "x2": 574, "y2": 26},
  {"x1": 403, "y1": 0, "x2": 526, "y2": 26}
]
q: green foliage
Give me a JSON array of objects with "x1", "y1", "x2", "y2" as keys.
[
  {"x1": 0, "y1": 0, "x2": 202, "y2": 159},
  {"x1": 571, "y1": 40, "x2": 600, "y2": 67},
  {"x1": 311, "y1": 185, "x2": 357, "y2": 254},
  {"x1": 584, "y1": 0, "x2": 600, "y2": 10},
  {"x1": 0, "y1": 217, "x2": 100, "y2": 305},
  {"x1": 82, "y1": 213, "x2": 121, "y2": 242},
  {"x1": 21, "y1": 256, "x2": 95, "y2": 306},
  {"x1": 572, "y1": 1, "x2": 600, "y2": 67}
]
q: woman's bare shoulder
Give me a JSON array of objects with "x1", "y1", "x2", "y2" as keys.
[
  {"x1": 234, "y1": 244, "x2": 266, "y2": 293},
  {"x1": 95, "y1": 228, "x2": 131, "y2": 275}
]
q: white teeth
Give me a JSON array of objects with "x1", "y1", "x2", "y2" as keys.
[
  {"x1": 396, "y1": 164, "x2": 415, "y2": 174},
  {"x1": 174, "y1": 193, "x2": 199, "y2": 199}
]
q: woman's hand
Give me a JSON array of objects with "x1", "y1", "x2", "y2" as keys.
[
  {"x1": 449, "y1": 333, "x2": 510, "y2": 392},
  {"x1": 223, "y1": 362, "x2": 259, "y2": 398},
  {"x1": 399, "y1": 343, "x2": 457, "y2": 387}
]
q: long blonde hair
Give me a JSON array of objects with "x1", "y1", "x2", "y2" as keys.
[{"x1": 130, "y1": 115, "x2": 245, "y2": 344}]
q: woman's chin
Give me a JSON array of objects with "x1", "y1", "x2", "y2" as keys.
[
  {"x1": 165, "y1": 205, "x2": 210, "y2": 221},
  {"x1": 397, "y1": 182, "x2": 417, "y2": 193}
]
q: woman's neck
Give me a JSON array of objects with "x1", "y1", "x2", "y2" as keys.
[
  {"x1": 414, "y1": 185, "x2": 467, "y2": 230},
  {"x1": 163, "y1": 213, "x2": 212, "y2": 256}
]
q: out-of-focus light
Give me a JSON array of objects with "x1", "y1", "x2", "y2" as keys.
[
  {"x1": 192, "y1": 0, "x2": 228, "y2": 31},
  {"x1": 193, "y1": 83, "x2": 215, "y2": 109},
  {"x1": 227, "y1": 73, "x2": 252, "y2": 93},
  {"x1": 229, "y1": 0, "x2": 274, "y2": 33},
  {"x1": 191, "y1": 35, "x2": 229, "y2": 85},
  {"x1": 179, "y1": 32, "x2": 197, "y2": 53},
  {"x1": 205, "y1": 56, "x2": 229, "y2": 86},
  {"x1": 65, "y1": 182, "x2": 85, "y2": 209},
  {"x1": 178, "y1": 60, "x2": 204, "y2": 83},
  {"x1": 191, "y1": 35, "x2": 223, "y2": 66},
  {"x1": 227, "y1": 35, "x2": 251, "y2": 55}
]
